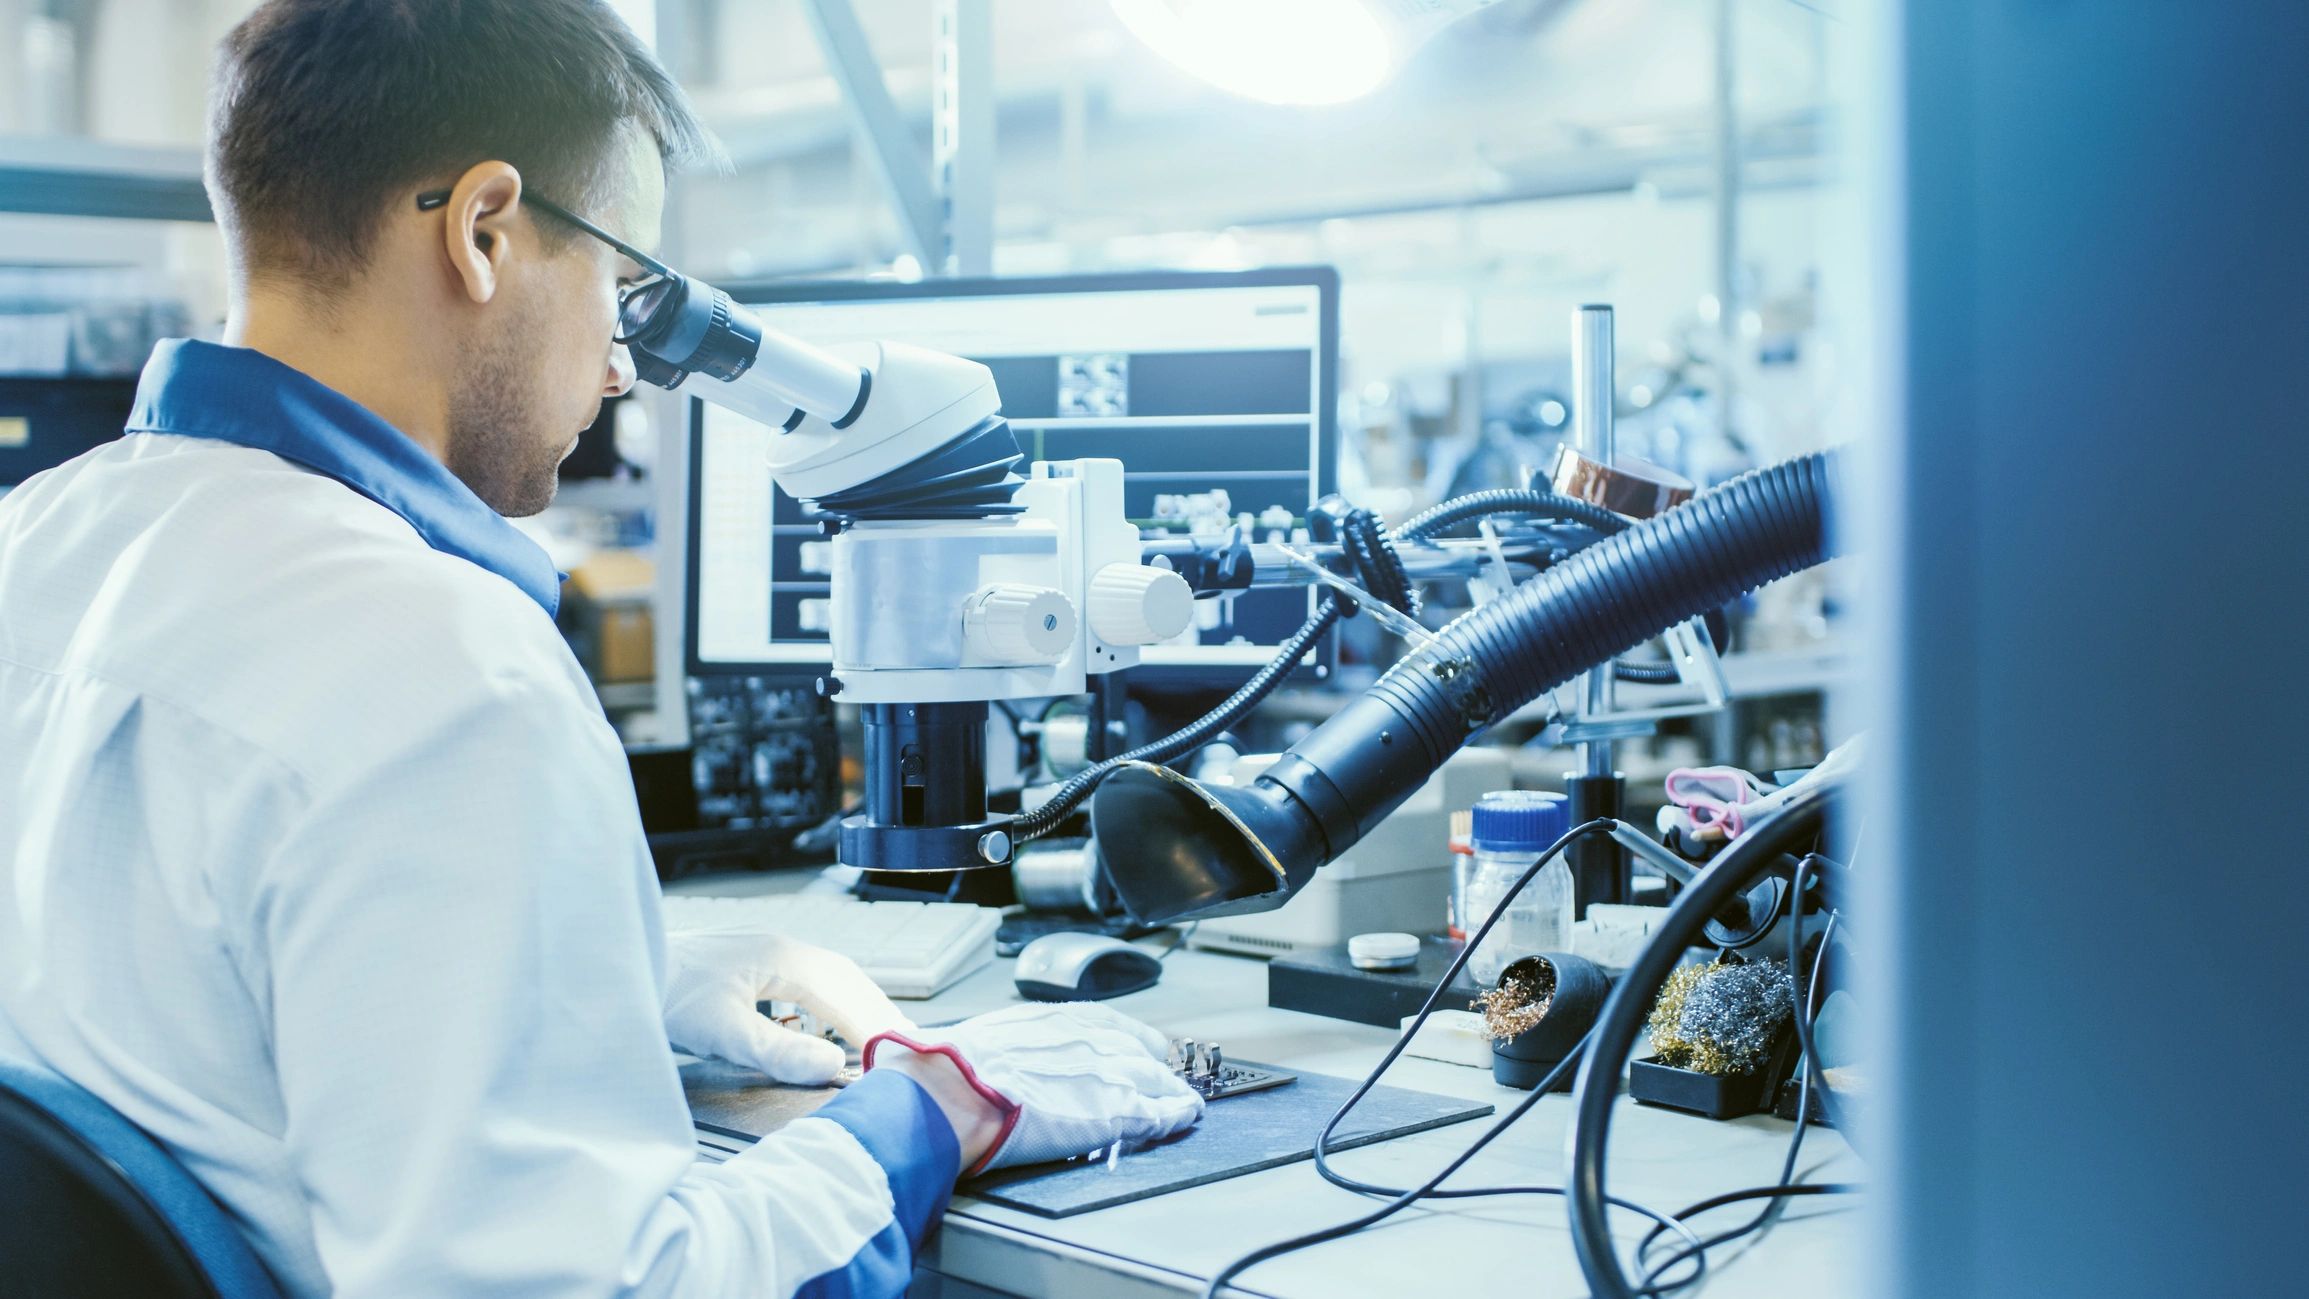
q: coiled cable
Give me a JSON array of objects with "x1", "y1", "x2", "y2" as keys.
[
  {"x1": 1391, "y1": 486, "x2": 1722, "y2": 682},
  {"x1": 1393, "y1": 487, "x2": 1627, "y2": 542}
]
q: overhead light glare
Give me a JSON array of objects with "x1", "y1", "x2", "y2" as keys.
[{"x1": 1112, "y1": 0, "x2": 1402, "y2": 106}]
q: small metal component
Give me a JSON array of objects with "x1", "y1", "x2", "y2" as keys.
[
  {"x1": 977, "y1": 828, "x2": 1012, "y2": 864},
  {"x1": 1012, "y1": 839, "x2": 1105, "y2": 913},
  {"x1": 1549, "y1": 444, "x2": 1696, "y2": 520},
  {"x1": 1164, "y1": 1038, "x2": 1295, "y2": 1100}
]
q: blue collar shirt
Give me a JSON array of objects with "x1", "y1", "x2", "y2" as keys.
[{"x1": 122, "y1": 337, "x2": 564, "y2": 616}]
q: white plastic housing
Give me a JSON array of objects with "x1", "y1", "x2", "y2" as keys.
[
  {"x1": 751, "y1": 326, "x2": 871, "y2": 422},
  {"x1": 830, "y1": 458, "x2": 1157, "y2": 704},
  {"x1": 762, "y1": 341, "x2": 1003, "y2": 500},
  {"x1": 964, "y1": 584, "x2": 1076, "y2": 663}
]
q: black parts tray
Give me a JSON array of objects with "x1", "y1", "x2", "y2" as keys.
[{"x1": 1627, "y1": 1056, "x2": 1778, "y2": 1119}]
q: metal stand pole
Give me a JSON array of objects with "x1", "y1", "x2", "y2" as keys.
[
  {"x1": 1712, "y1": 0, "x2": 1741, "y2": 447},
  {"x1": 1568, "y1": 305, "x2": 1628, "y2": 915}
]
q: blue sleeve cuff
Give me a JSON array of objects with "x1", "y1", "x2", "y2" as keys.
[{"x1": 811, "y1": 1067, "x2": 960, "y2": 1248}]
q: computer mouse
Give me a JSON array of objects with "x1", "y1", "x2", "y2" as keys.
[{"x1": 1013, "y1": 932, "x2": 1163, "y2": 1002}]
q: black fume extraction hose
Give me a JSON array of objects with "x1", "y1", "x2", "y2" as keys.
[
  {"x1": 1093, "y1": 449, "x2": 1842, "y2": 923},
  {"x1": 1010, "y1": 595, "x2": 1344, "y2": 841},
  {"x1": 1010, "y1": 506, "x2": 1409, "y2": 843},
  {"x1": 1392, "y1": 488, "x2": 1727, "y2": 686}
]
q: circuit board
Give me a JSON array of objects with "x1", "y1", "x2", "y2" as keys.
[{"x1": 1168, "y1": 1038, "x2": 1296, "y2": 1099}]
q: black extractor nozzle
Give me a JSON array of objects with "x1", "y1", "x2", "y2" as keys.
[{"x1": 1092, "y1": 450, "x2": 1846, "y2": 925}]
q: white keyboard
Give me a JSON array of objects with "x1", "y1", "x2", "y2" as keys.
[{"x1": 660, "y1": 894, "x2": 999, "y2": 999}]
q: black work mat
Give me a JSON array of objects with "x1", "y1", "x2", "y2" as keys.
[
  {"x1": 962, "y1": 1065, "x2": 1494, "y2": 1218},
  {"x1": 681, "y1": 1058, "x2": 839, "y2": 1141}
]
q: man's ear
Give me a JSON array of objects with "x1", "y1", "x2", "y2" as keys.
[{"x1": 441, "y1": 161, "x2": 525, "y2": 305}]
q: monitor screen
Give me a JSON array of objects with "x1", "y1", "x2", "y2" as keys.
[
  {"x1": 0, "y1": 377, "x2": 134, "y2": 489},
  {"x1": 685, "y1": 267, "x2": 1338, "y2": 681}
]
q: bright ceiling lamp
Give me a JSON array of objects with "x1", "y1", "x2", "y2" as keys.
[{"x1": 1112, "y1": 0, "x2": 1501, "y2": 106}]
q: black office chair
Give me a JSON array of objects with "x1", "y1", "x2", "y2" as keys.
[{"x1": 0, "y1": 1059, "x2": 283, "y2": 1298}]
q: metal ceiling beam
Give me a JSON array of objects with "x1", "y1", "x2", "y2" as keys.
[
  {"x1": 797, "y1": 0, "x2": 942, "y2": 268},
  {"x1": 1212, "y1": 119, "x2": 1823, "y2": 228}
]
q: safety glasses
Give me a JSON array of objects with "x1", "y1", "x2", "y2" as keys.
[{"x1": 414, "y1": 188, "x2": 676, "y2": 344}]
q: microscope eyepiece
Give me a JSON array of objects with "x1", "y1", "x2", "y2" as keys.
[
  {"x1": 618, "y1": 273, "x2": 767, "y2": 387},
  {"x1": 614, "y1": 276, "x2": 679, "y2": 343}
]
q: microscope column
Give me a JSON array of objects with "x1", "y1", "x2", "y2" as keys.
[
  {"x1": 1568, "y1": 304, "x2": 1629, "y2": 916},
  {"x1": 846, "y1": 700, "x2": 999, "y2": 872}
]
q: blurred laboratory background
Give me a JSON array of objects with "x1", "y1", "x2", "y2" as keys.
[{"x1": 0, "y1": 0, "x2": 1845, "y2": 818}]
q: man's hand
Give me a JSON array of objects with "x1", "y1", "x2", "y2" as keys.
[
  {"x1": 662, "y1": 926, "x2": 913, "y2": 1085},
  {"x1": 863, "y1": 1003, "x2": 1204, "y2": 1176}
]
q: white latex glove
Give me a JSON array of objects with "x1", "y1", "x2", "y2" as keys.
[
  {"x1": 863, "y1": 1003, "x2": 1204, "y2": 1173},
  {"x1": 662, "y1": 926, "x2": 913, "y2": 1086}
]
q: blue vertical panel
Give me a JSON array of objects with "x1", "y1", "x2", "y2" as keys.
[{"x1": 1877, "y1": 4, "x2": 2309, "y2": 1296}]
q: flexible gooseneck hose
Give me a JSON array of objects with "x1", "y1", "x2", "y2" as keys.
[
  {"x1": 1393, "y1": 487, "x2": 1627, "y2": 542},
  {"x1": 1011, "y1": 595, "x2": 1343, "y2": 841},
  {"x1": 1093, "y1": 449, "x2": 1841, "y2": 923}
]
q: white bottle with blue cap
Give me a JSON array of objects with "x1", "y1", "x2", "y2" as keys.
[{"x1": 1462, "y1": 791, "x2": 1574, "y2": 987}]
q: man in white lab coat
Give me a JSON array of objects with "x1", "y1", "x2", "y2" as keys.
[{"x1": 0, "y1": 2, "x2": 1199, "y2": 1295}]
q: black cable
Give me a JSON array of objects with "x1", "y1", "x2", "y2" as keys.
[
  {"x1": 1305, "y1": 819, "x2": 1605, "y2": 1200},
  {"x1": 1653, "y1": 1181, "x2": 1863, "y2": 1221},
  {"x1": 1565, "y1": 778, "x2": 1844, "y2": 1298},
  {"x1": 1015, "y1": 509, "x2": 1411, "y2": 842},
  {"x1": 1393, "y1": 487, "x2": 1627, "y2": 542},
  {"x1": 1392, "y1": 490, "x2": 1738, "y2": 689},
  {"x1": 1613, "y1": 607, "x2": 1735, "y2": 685},
  {"x1": 1011, "y1": 594, "x2": 1342, "y2": 841},
  {"x1": 1340, "y1": 503, "x2": 1417, "y2": 615},
  {"x1": 1635, "y1": 1181, "x2": 1862, "y2": 1295},
  {"x1": 1202, "y1": 822, "x2": 1704, "y2": 1298},
  {"x1": 1202, "y1": 809, "x2": 1859, "y2": 1298},
  {"x1": 1787, "y1": 855, "x2": 1859, "y2": 1146},
  {"x1": 1631, "y1": 905, "x2": 1845, "y2": 1295},
  {"x1": 1610, "y1": 659, "x2": 1683, "y2": 685}
]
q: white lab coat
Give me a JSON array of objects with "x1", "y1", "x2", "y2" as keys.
[{"x1": 0, "y1": 427, "x2": 947, "y2": 1297}]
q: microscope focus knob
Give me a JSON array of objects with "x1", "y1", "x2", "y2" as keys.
[
  {"x1": 964, "y1": 583, "x2": 1077, "y2": 663},
  {"x1": 1088, "y1": 564, "x2": 1194, "y2": 646}
]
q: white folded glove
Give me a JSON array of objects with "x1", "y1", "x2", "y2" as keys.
[
  {"x1": 662, "y1": 925, "x2": 913, "y2": 1086},
  {"x1": 863, "y1": 1003, "x2": 1204, "y2": 1173}
]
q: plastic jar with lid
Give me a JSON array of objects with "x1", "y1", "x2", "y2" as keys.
[{"x1": 1462, "y1": 790, "x2": 1573, "y2": 987}]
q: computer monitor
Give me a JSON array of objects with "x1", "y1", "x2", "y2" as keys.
[
  {"x1": 0, "y1": 377, "x2": 134, "y2": 490},
  {"x1": 683, "y1": 267, "x2": 1339, "y2": 684}
]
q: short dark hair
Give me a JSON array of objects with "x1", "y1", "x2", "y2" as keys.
[{"x1": 207, "y1": 0, "x2": 716, "y2": 288}]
